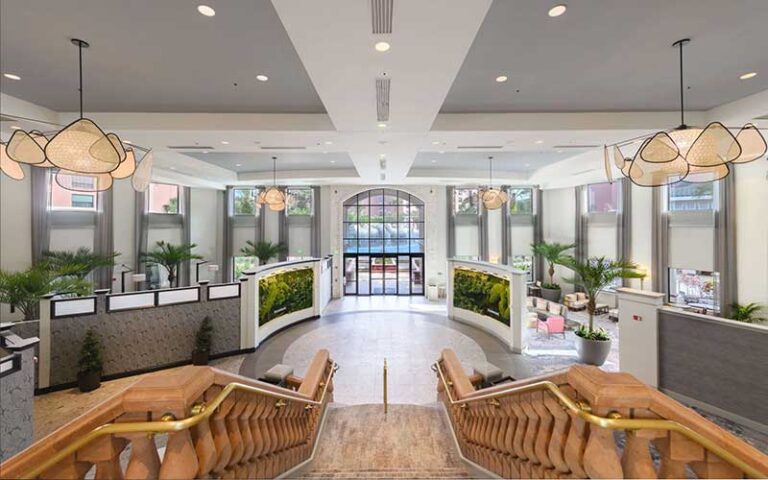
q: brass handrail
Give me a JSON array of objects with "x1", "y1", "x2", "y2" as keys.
[
  {"x1": 18, "y1": 362, "x2": 338, "y2": 480},
  {"x1": 433, "y1": 361, "x2": 766, "y2": 479}
]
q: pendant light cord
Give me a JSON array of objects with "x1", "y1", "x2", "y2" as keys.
[
  {"x1": 78, "y1": 41, "x2": 83, "y2": 119},
  {"x1": 678, "y1": 41, "x2": 684, "y2": 127},
  {"x1": 272, "y1": 156, "x2": 277, "y2": 186},
  {"x1": 488, "y1": 156, "x2": 493, "y2": 188}
]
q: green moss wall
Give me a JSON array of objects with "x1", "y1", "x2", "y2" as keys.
[
  {"x1": 259, "y1": 268, "x2": 314, "y2": 325},
  {"x1": 452, "y1": 269, "x2": 510, "y2": 325}
]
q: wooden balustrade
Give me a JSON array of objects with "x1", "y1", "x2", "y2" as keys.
[
  {"x1": 435, "y1": 348, "x2": 768, "y2": 479},
  {"x1": 0, "y1": 350, "x2": 335, "y2": 480}
]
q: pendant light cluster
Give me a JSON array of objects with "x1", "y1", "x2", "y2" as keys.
[
  {"x1": 480, "y1": 156, "x2": 508, "y2": 210},
  {"x1": 256, "y1": 156, "x2": 287, "y2": 211},
  {"x1": 0, "y1": 39, "x2": 154, "y2": 192},
  {"x1": 606, "y1": 39, "x2": 767, "y2": 187}
]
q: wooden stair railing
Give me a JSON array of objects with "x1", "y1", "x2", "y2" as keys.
[
  {"x1": 434, "y1": 349, "x2": 768, "y2": 479},
  {"x1": 0, "y1": 350, "x2": 337, "y2": 480}
]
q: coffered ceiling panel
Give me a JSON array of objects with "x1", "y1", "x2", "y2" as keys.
[
  {"x1": 0, "y1": 0, "x2": 324, "y2": 113},
  {"x1": 187, "y1": 151, "x2": 354, "y2": 173},
  {"x1": 443, "y1": 0, "x2": 768, "y2": 113}
]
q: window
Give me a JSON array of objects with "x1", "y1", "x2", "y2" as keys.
[
  {"x1": 454, "y1": 188, "x2": 478, "y2": 214},
  {"x1": 511, "y1": 255, "x2": 534, "y2": 282},
  {"x1": 148, "y1": 183, "x2": 179, "y2": 214},
  {"x1": 233, "y1": 188, "x2": 259, "y2": 216},
  {"x1": 287, "y1": 188, "x2": 313, "y2": 216},
  {"x1": 343, "y1": 189, "x2": 424, "y2": 254},
  {"x1": 508, "y1": 188, "x2": 533, "y2": 214},
  {"x1": 233, "y1": 256, "x2": 257, "y2": 279},
  {"x1": 71, "y1": 194, "x2": 94, "y2": 209},
  {"x1": 668, "y1": 181, "x2": 715, "y2": 211},
  {"x1": 668, "y1": 268, "x2": 720, "y2": 313},
  {"x1": 587, "y1": 182, "x2": 618, "y2": 213},
  {"x1": 50, "y1": 174, "x2": 97, "y2": 210}
]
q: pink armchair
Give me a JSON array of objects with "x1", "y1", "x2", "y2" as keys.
[{"x1": 537, "y1": 315, "x2": 566, "y2": 339}]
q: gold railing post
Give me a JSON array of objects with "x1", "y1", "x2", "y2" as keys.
[{"x1": 383, "y1": 358, "x2": 388, "y2": 416}]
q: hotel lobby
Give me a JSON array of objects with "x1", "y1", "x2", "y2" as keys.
[{"x1": 1, "y1": 1, "x2": 767, "y2": 478}]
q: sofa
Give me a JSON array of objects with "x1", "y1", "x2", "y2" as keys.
[{"x1": 564, "y1": 292, "x2": 589, "y2": 311}]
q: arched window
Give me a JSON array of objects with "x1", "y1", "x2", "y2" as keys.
[{"x1": 342, "y1": 189, "x2": 424, "y2": 296}]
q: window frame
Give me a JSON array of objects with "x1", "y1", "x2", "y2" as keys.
[
  {"x1": 286, "y1": 187, "x2": 314, "y2": 217},
  {"x1": 667, "y1": 181, "x2": 717, "y2": 212},
  {"x1": 343, "y1": 189, "x2": 425, "y2": 255},
  {"x1": 586, "y1": 182, "x2": 619, "y2": 214},
  {"x1": 49, "y1": 174, "x2": 98, "y2": 212},
  {"x1": 147, "y1": 182, "x2": 180, "y2": 215},
  {"x1": 232, "y1": 187, "x2": 260, "y2": 216},
  {"x1": 454, "y1": 188, "x2": 479, "y2": 215},
  {"x1": 668, "y1": 267, "x2": 720, "y2": 313},
  {"x1": 507, "y1": 187, "x2": 533, "y2": 215}
]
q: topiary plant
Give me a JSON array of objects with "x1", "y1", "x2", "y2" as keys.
[
  {"x1": 78, "y1": 329, "x2": 103, "y2": 374},
  {"x1": 141, "y1": 241, "x2": 203, "y2": 287},
  {"x1": 194, "y1": 316, "x2": 214, "y2": 354}
]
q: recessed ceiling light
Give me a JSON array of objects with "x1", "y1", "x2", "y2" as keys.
[
  {"x1": 170, "y1": 166, "x2": 177, "y2": 170},
  {"x1": 495, "y1": 75, "x2": 508, "y2": 83},
  {"x1": 432, "y1": 141, "x2": 441, "y2": 145},
  {"x1": 431, "y1": 159, "x2": 437, "y2": 163},
  {"x1": 439, "y1": 151, "x2": 445, "y2": 154},
  {"x1": 197, "y1": 5, "x2": 215, "y2": 17},
  {"x1": 374, "y1": 41, "x2": 391, "y2": 52},
  {"x1": 377, "y1": 122, "x2": 387, "y2": 128},
  {"x1": 220, "y1": 140, "x2": 229, "y2": 145},
  {"x1": 739, "y1": 72, "x2": 757, "y2": 80},
  {"x1": 256, "y1": 74, "x2": 269, "y2": 82},
  {"x1": 123, "y1": 140, "x2": 132, "y2": 144},
  {"x1": 3, "y1": 73, "x2": 21, "y2": 81},
  {"x1": 324, "y1": 141, "x2": 333, "y2": 145},
  {"x1": 10, "y1": 125, "x2": 21, "y2": 130},
  {"x1": 330, "y1": 160, "x2": 336, "y2": 164},
  {"x1": 557, "y1": 150, "x2": 564, "y2": 153},
  {"x1": 535, "y1": 140, "x2": 544, "y2": 144},
  {"x1": 203, "y1": 150, "x2": 209, "y2": 154},
  {"x1": 548, "y1": 4, "x2": 567, "y2": 17},
  {"x1": 235, "y1": 163, "x2": 242, "y2": 167},
  {"x1": 525, "y1": 163, "x2": 530, "y2": 167}
]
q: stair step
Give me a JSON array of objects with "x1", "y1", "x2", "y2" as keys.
[{"x1": 298, "y1": 468, "x2": 473, "y2": 478}]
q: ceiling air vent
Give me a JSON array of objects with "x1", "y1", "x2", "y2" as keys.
[
  {"x1": 376, "y1": 77, "x2": 390, "y2": 122},
  {"x1": 0, "y1": 114, "x2": 19, "y2": 122},
  {"x1": 552, "y1": 144, "x2": 600, "y2": 149},
  {"x1": 371, "y1": 0, "x2": 393, "y2": 34},
  {"x1": 259, "y1": 146, "x2": 307, "y2": 150},
  {"x1": 168, "y1": 145, "x2": 214, "y2": 150},
  {"x1": 456, "y1": 145, "x2": 503, "y2": 150},
  {"x1": 572, "y1": 168, "x2": 597, "y2": 176}
]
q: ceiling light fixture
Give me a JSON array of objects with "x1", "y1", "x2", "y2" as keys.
[
  {"x1": 377, "y1": 122, "x2": 387, "y2": 128},
  {"x1": 197, "y1": 5, "x2": 216, "y2": 17},
  {"x1": 739, "y1": 72, "x2": 757, "y2": 80},
  {"x1": 3, "y1": 73, "x2": 21, "y2": 81},
  {"x1": 256, "y1": 156, "x2": 286, "y2": 211},
  {"x1": 495, "y1": 75, "x2": 508, "y2": 83},
  {"x1": 432, "y1": 141, "x2": 441, "y2": 145},
  {"x1": 235, "y1": 163, "x2": 242, "y2": 167},
  {"x1": 606, "y1": 39, "x2": 767, "y2": 187},
  {"x1": 256, "y1": 74, "x2": 269, "y2": 82},
  {"x1": 535, "y1": 140, "x2": 544, "y2": 144},
  {"x1": 480, "y1": 156, "x2": 508, "y2": 210},
  {"x1": 324, "y1": 141, "x2": 333, "y2": 145},
  {"x1": 221, "y1": 140, "x2": 229, "y2": 145},
  {"x1": 1, "y1": 39, "x2": 152, "y2": 191},
  {"x1": 548, "y1": 4, "x2": 567, "y2": 17},
  {"x1": 374, "y1": 41, "x2": 391, "y2": 52}
]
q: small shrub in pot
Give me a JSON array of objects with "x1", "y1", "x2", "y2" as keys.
[
  {"x1": 192, "y1": 316, "x2": 213, "y2": 365},
  {"x1": 77, "y1": 329, "x2": 103, "y2": 392}
]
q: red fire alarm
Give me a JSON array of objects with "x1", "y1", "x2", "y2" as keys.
[{"x1": 633, "y1": 314, "x2": 642, "y2": 321}]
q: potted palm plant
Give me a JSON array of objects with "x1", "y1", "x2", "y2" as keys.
[
  {"x1": 141, "y1": 241, "x2": 203, "y2": 288},
  {"x1": 0, "y1": 266, "x2": 92, "y2": 320},
  {"x1": 241, "y1": 240, "x2": 288, "y2": 266},
  {"x1": 192, "y1": 316, "x2": 214, "y2": 365},
  {"x1": 560, "y1": 256, "x2": 644, "y2": 366},
  {"x1": 531, "y1": 242, "x2": 576, "y2": 302},
  {"x1": 42, "y1": 248, "x2": 119, "y2": 280},
  {"x1": 729, "y1": 303, "x2": 766, "y2": 323},
  {"x1": 77, "y1": 329, "x2": 103, "y2": 392}
]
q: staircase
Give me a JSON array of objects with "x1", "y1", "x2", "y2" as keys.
[
  {"x1": 2, "y1": 348, "x2": 768, "y2": 479},
  {"x1": 296, "y1": 404, "x2": 478, "y2": 479}
]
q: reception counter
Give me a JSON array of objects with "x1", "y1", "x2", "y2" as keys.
[{"x1": 446, "y1": 259, "x2": 528, "y2": 353}]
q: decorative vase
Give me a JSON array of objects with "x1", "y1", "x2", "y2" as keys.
[
  {"x1": 192, "y1": 349, "x2": 210, "y2": 366},
  {"x1": 540, "y1": 287, "x2": 561, "y2": 303},
  {"x1": 575, "y1": 336, "x2": 612, "y2": 366},
  {"x1": 77, "y1": 370, "x2": 101, "y2": 392}
]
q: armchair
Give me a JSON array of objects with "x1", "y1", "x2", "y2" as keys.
[{"x1": 564, "y1": 292, "x2": 589, "y2": 311}]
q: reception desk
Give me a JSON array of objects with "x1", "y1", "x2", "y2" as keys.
[{"x1": 446, "y1": 259, "x2": 528, "y2": 353}]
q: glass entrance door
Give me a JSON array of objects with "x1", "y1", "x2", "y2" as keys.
[{"x1": 343, "y1": 253, "x2": 424, "y2": 296}]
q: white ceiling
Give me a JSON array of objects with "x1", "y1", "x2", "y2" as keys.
[
  {"x1": 0, "y1": 0, "x2": 324, "y2": 113},
  {"x1": 1, "y1": 0, "x2": 767, "y2": 189},
  {"x1": 442, "y1": 0, "x2": 768, "y2": 113}
]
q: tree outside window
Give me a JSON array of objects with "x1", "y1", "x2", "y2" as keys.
[
  {"x1": 454, "y1": 188, "x2": 478, "y2": 214},
  {"x1": 508, "y1": 188, "x2": 532, "y2": 214},
  {"x1": 668, "y1": 181, "x2": 715, "y2": 211},
  {"x1": 287, "y1": 188, "x2": 313, "y2": 216},
  {"x1": 234, "y1": 188, "x2": 259, "y2": 215}
]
